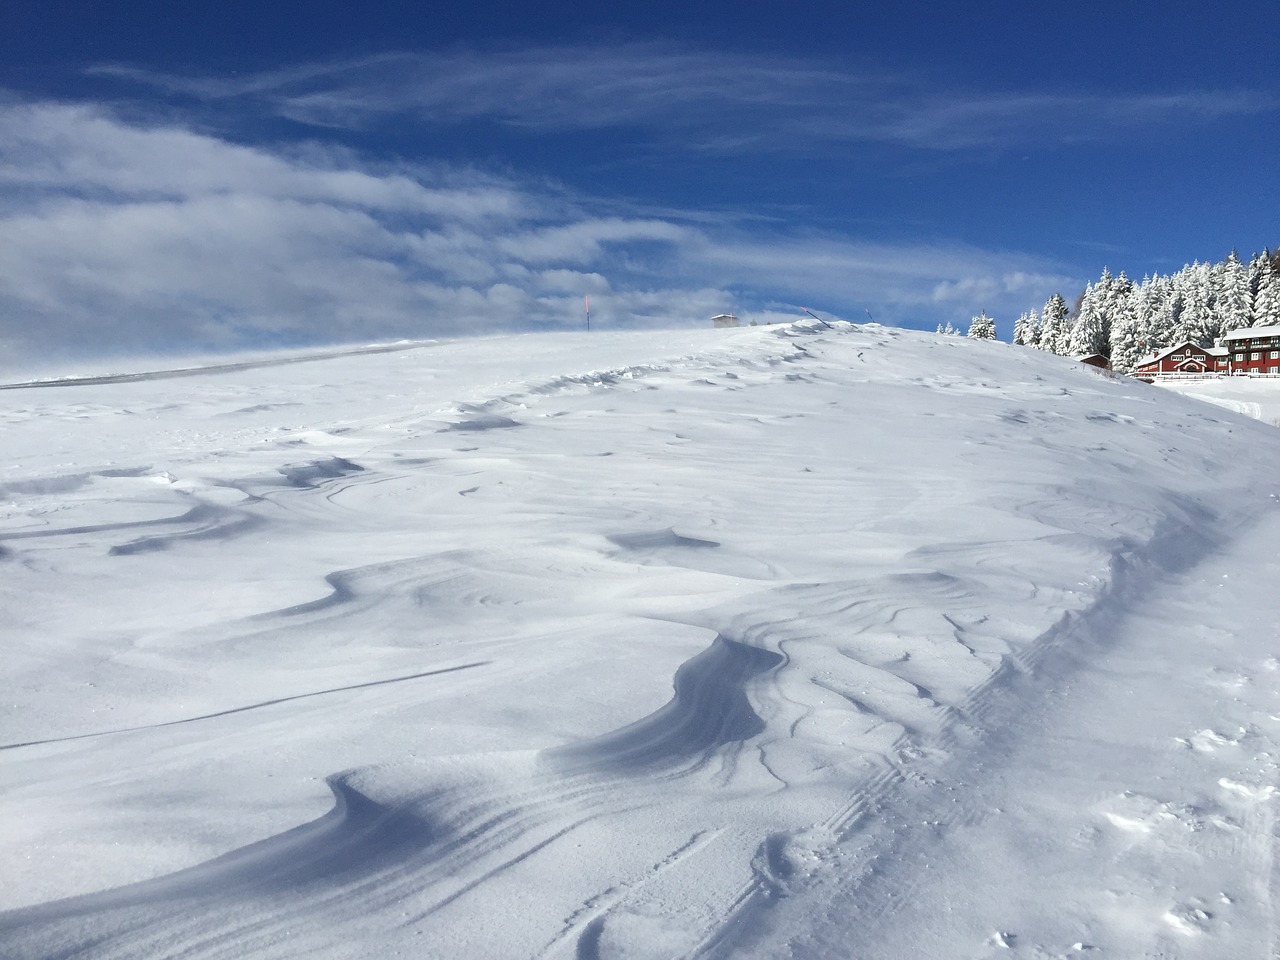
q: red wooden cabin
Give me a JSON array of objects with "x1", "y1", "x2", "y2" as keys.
[{"x1": 1133, "y1": 341, "x2": 1228, "y2": 377}]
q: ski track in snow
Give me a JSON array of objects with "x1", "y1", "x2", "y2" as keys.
[{"x1": 3, "y1": 322, "x2": 1280, "y2": 958}]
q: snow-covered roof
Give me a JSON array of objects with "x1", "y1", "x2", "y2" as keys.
[
  {"x1": 1136, "y1": 343, "x2": 1192, "y2": 363},
  {"x1": 1137, "y1": 341, "x2": 1217, "y2": 365},
  {"x1": 1221, "y1": 324, "x2": 1280, "y2": 342}
]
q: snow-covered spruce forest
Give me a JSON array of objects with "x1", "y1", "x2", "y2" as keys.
[{"x1": 965, "y1": 247, "x2": 1280, "y2": 370}]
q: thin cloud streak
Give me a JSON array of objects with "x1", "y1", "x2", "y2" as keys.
[
  {"x1": 0, "y1": 100, "x2": 1076, "y2": 364},
  {"x1": 91, "y1": 44, "x2": 1279, "y2": 152}
]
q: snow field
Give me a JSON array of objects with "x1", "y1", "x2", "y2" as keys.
[
  {"x1": 3, "y1": 321, "x2": 1280, "y2": 958},
  {"x1": 721, "y1": 511, "x2": 1280, "y2": 958},
  {"x1": 1151, "y1": 375, "x2": 1280, "y2": 427}
]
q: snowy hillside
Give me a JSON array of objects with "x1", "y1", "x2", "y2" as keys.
[
  {"x1": 1152, "y1": 375, "x2": 1280, "y2": 427},
  {"x1": 4, "y1": 321, "x2": 1280, "y2": 959}
]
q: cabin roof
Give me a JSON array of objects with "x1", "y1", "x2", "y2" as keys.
[{"x1": 1221, "y1": 324, "x2": 1280, "y2": 342}]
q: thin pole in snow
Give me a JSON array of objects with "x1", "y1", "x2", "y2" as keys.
[
  {"x1": 585, "y1": 295, "x2": 591, "y2": 332},
  {"x1": 864, "y1": 308, "x2": 875, "y2": 322},
  {"x1": 802, "y1": 307, "x2": 834, "y2": 328}
]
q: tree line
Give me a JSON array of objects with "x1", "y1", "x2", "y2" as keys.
[{"x1": 1003, "y1": 247, "x2": 1280, "y2": 371}]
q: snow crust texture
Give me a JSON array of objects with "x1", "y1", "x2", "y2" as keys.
[{"x1": 4, "y1": 321, "x2": 1280, "y2": 958}]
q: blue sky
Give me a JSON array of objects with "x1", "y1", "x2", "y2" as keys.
[{"x1": 2, "y1": 1, "x2": 1277, "y2": 363}]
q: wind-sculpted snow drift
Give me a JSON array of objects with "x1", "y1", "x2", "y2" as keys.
[
  {"x1": 546, "y1": 635, "x2": 783, "y2": 774},
  {"x1": 4, "y1": 321, "x2": 1280, "y2": 958}
]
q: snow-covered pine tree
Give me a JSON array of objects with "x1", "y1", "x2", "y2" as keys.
[
  {"x1": 1248, "y1": 250, "x2": 1269, "y2": 321},
  {"x1": 1065, "y1": 282, "x2": 1095, "y2": 356},
  {"x1": 1013, "y1": 309, "x2": 1040, "y2": 346},
  {"x1": 1253, "y1": 249, "x2": 1280, "y2": 328},
  {"x1": 1067, "y1": 270, "x2": 1111, "y2": 357},
  {"x1": 1038, "y1": 294, "x2": 1069, "y2": 355},
  {"x1": 1214, "y1": 251, "x2": 1251, "y2": 334},
  {"x1": 1169, "y1": 263, "x2": 1195, "y2": 343},
  {"x1": 1152, "y1": 272, "x2": 1177, "y2": 350},
  {"x1": 1108, "y1": 270, "x2": 1134, "y2": 322},
  {"x1": 1172, "y1": 261, "x2": 1217, "y2": 345},
  {"x1": 967, "y1": 311, "x2": 997, "y2": 340},
  {"x1": 1107, "y1": 282, "x2": 1144, "y2": 372},
  {"x1": 1131, "y1": 275, "x2": 1172, "y2": 361},
  {"x1": 1096, "y1": 270, "x2": 1133, "y2": 356}
]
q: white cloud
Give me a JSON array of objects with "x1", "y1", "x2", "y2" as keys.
[
  {"x1": 0, "y1": 99, "x2": 1080, "y2": 364},
  {"x1": 931, "y1": 270, "x2": 1074, "y2": 307},
  {"x1": 91, "y1": 45, "x2": 1279, "y2": 153},
  {"x1": 532, "y1": 269, "x2": 612, "y2": 295},
  {"x1": 496, "y1": 219, "x2": 693, "y2": 266},
  {"x1": 0, "y1": 101, "x2": 531, "y2": 220}
]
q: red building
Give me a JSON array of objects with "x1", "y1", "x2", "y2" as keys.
[
  {"x1": 1132, "y1": 341, "x2": 1229, "y2": 377},
  {"x1": 1076, "y1": 353, "x2": 1111, "y2": 370},
  {"x1": 1220, "y1": 324, "x2": 1280, "y2": 375}
]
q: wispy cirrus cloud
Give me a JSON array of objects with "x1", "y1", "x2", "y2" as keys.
[
  {"x1": 0, "y1": 98, "x2": 1077, "y2": 367},
  {"x1": 90, "y1": 43, "x2": 1278, "y2": 153}
]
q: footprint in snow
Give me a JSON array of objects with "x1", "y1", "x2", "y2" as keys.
[
  {"x1": 1217, "y1": 777, "x2": 1276, "y2": 802},
  {"x1": 1163, "y1": 901, "x2": 1215, "y2": 936},
  {"x1": 1097, "y1": 791, "x2": 1194, "y2": 836},
  {"x1": 988, "y1": 930, "x2": 1017, "y2": 948},
  {"x1": 1174, "y1": 728, "x2": 1242, "y2": 752}
]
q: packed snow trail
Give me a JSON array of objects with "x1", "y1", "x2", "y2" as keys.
[
  {"x1": 3, "y1": 322, "x2": 1280, "y2": 958},
  {"x1": 711, "y1": 506, "x2": 1280, "y2": 959}
]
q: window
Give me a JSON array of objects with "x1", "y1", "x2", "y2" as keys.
[
  {"x1": 1237, "y1": 354, "x2": 1247, "y2": 362},
  {"x1": 1269, "y1": 351, "x2": 1278, "y2": 359},
  {"x1": 1172, "y1": 354, "x2": 1184, "y2": 360},
  {"x1": 1252, "y1": 352, "x2": 1261, "y2": 360}
]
